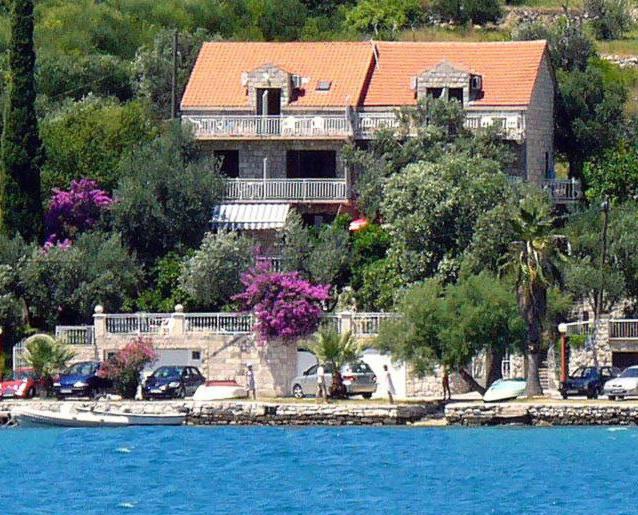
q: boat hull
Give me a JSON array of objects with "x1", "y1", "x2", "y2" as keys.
[{"x1": 11, "y1": 408, "x2": 185, "y2": 427}]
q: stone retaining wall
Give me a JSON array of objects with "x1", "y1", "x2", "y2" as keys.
[
  {"x1": 2, "y1": 400, "x2": 441, "y2": 426},
  {"x1": 446, "y1": 401, "x2": 638, "y2": 426}
]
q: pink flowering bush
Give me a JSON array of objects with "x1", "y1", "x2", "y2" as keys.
[
  {"x1": 105, "y1": 337, "x2": 157, "y2": 398},
  {"x1": 45, "y1": 179, "x2": 113, "y2": 246},
  {"x1": 233, "y1": 268, "x2": 331, "y2": 343}
]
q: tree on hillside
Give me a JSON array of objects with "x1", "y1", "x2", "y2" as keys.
[
  {"x1": 0, "y1": 0, "x2": 43, "y2": 242},
  {"x1": 111, "y1": 123, "x2": 223, "y2": 265},
  {"x1": 503, "y1": 197, "x2": 567, "y2": 396},
  {"x1": 555, "y1": 65, "x2": 626, "y2": 187}
]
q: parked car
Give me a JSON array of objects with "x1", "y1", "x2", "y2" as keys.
[
  {"x1": 0, "y1": 368, "x2": 42, "y2": 399},
  {"x1": 53, "y1": 361, "x2": 113, "y2": 399},
  {"x1": 291, "y1": 362, "x2": 377, "y2": 399},
  {"x1": 603, "y1": 366, "x2": 638, "y2": 400},
  {"x1": 143, "y1": 366, "x2": 206, "y2": 399},
  {"x1": 560, "y1": 366, "x2": 620, "y2": 399}
]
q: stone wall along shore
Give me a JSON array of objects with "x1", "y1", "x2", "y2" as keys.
[
  {"x1": 446, "y1": 401, "x2": 638, "y2": 426},
  {"x1": 1, "y1": 399, "x2": 442, "y2": 426}
]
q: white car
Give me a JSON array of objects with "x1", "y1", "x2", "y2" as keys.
[{"x1": 603, "y1": 366, "x2": 638, "y2": 400}]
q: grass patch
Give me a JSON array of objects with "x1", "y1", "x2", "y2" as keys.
[{"x1": 399, "y1": 26, "x2": 510, "y2": 43}]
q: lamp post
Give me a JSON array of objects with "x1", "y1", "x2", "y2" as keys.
[{"x1": 558, "y1": 323, "x2": 568, "y2": 387}]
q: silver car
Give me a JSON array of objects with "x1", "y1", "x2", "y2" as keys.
[{"x1": 291, "y1": 362, "x2": 377, "y2": 399}]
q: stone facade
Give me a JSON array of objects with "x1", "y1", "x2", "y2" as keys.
[
  {"x1": 199, "y1": 139, "x2": 347, "y2": 180},
  {"x1": 415, "y1": 61, "x2": 476, "y2": 105},
  {"x1": 524, "y1": 52, "x2": 554, "y2": 184},
  {"x1": 245, "y1": 64, "x2": 293, "y2": 111},
  {"x1": 91, "y1": 314, "x2": 298, "y2": 398}
]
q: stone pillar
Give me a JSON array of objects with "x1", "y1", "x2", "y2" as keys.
[
  {"x1": 93, "y1": 305, "x2": 106, "y2": 361},
  {"x1": 340, "y1": 311, "x2": 353, "y2": 334},
  {"x1": 170, "y1": 304, "x2": 185, "y2": 336},
  {"x1": 255, "y1": 340, "x2": 298, "y2": 397}
]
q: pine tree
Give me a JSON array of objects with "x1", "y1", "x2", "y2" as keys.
[{"x1": 0, "y1": 0, "x2": 43, "y2": 242}]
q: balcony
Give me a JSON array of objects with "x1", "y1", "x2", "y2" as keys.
[
  {"x1": 184, "y1": 111, "x2": 527, "y2": 141},
  {"x1": 184, "y1": 115, "x2": 352, "y2": 139},
  {"x1": 224, "y1": 178, "x2": 349, "y2": 202},
  {"x1": 542, "y1": 179, "x2": 582, "y2": 204}
]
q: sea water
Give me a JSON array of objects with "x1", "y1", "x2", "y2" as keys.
[{"x1": 1, "y1": 425, "x2": 636, "y2": 514}]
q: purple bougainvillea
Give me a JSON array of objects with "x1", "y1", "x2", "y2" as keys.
[
  {"x1": 45, "y1": 179, "x2": 113, "y2": 246},
  {"x1": 233, "y1": 268, "x2": 331, "y2": 343}
]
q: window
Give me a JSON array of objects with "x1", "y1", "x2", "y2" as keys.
[
  {"x1": 192, "y1": 351, "x2": 201, "y2": 361},
  {"x1": 286, "y1": 150, "x2": 336, "y2": 179},
  {"x1": 214, "y1": 150, "x2": 239, "y2": 178},
  {"x1": 449, "y1": 88, "x2": 463, "y2": 105},
  {"x1": 426, "y1": 87, "x2": 443, "y2": 99},
  {"x1": 316, "y1": 80, "x2": 332, "y2": 91},
  {"x1": 256, "y1": 88, "x2": 281, "y2": 116}
]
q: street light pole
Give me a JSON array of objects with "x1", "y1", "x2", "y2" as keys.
[
  {"x1": 597, "y1": 198, "x2": 610, "y2": 319},
  {"x1": 558, "y1": 323, "x2": 568, "y2": 388}
]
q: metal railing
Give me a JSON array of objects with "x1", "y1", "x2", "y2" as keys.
[
  {"x1": 256, "y1": 255, "x2": 284, "y2": 272},
  {"x1": 609, "y1": 320, "x2": 638, "y2": 340},
  {"x1": 351, "y1": 313, "x2": 400, "y2": 336},
  {"x1": 563, "y1": 321, "x2": 594, "y2": 337},
  {"x1": 55, "y1": 325, "x2": 96, "y2": 345},
  {"x1": 224, "y1": 178, "x2": 349, "y2": 201},
  {"x1": 105, "y1": 313, "x2": 173, "y2": 335},
  {"x1": 356, "y1": 113, "x2": 402, "y2": 138},
  {"x1": 542, "y1": 179, "x2": 582, "y2": 203},
  {"x1": 184, "y1": 115, "x2": 352, "y2": 138},
  {"x1": 184, "y1": 313, "x2": 254, "y2": 334},
  {"x1": 97, "y1": 312, "x2": 398, "y2": 337}
]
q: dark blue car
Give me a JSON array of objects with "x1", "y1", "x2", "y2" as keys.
[
  {"x1": 143, "y1": 366, "x2": 205, "y2": 399},
  {"x1": 559, "y1": 366, "x2": 620, "y2": 399},
  {"x1": 53, "y1": 361, "x2": 113, "y2": 399}
]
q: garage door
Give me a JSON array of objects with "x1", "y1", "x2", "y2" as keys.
[
  {"x1": 612, "y1": 352, "x2": 638, "y2": 370},
  {"x1": 143, "y1": 349, "x2": 204, "y2": 375}
]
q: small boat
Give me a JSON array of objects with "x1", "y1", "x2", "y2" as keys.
[
  {"x1": 193, "y1": 380, "x2": 247, "y2": 401},
  {"x1": 483, "y1": 378, "x2": 527, "y2": 403},
  {"x1": 11, "y1": 406, "x2": 186, "y2": 427}
]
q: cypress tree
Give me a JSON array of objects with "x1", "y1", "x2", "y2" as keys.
[{"x1": 0, "y1": 0, "x2": 43, "y2": 242}]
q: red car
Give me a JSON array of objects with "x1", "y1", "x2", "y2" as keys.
[{"x1": 0, "y1": 368, "x2": 41, "y2": 399}]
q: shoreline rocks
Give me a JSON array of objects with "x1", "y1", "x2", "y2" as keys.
[
  {"x1": 1, "y1": 399, "x2": 443, "y2": 426},
  {"x1": 446, "y1": 401, "x2": 638, "y2": 426}
]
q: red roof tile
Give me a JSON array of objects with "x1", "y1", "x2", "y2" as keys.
[{"x1": 181, "y1": 40, "x2": 548, "y2": 110}]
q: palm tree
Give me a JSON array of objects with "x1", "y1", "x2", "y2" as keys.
[
  {"x1": 310, "y1": 328, "x2": 361, "y2": 399},
  {"x1": 24, "y1": 334, "x2": 75, "y2": 395},
  {"x1": 505, "y1": 198, "x2": 567, "y2": 396}
]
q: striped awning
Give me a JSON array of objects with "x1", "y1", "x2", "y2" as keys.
[{"x1": 211, "y1": 203, "x2": 290, "y2": 230}]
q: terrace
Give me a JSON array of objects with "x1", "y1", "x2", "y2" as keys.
[{"x1": 183, "y1": 111, "x2": 527, "y2": 141}]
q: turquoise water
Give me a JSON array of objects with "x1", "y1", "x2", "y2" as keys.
[{"x1": 1, "y1": 425, "x2": 636, "y2": 514}]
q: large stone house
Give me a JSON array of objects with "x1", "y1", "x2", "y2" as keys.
[{"x1": 181, "y1": 40, "x2": 575, "y2": 250}]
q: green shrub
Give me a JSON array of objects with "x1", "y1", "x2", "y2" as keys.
[
  {"x1": 584, "y1": 0, "x2": 634, "y2": 40},
  {"x1": 431, "y1": 0, "x2": 501, "y2": 25}
]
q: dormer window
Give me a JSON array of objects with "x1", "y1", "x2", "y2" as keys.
[{"x1": 257, "y1": 88, "x2": 281, "y2": 116}]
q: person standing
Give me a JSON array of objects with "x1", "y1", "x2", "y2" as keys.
[
  {"x1": 442, "y1": 366, "x2": 452, "y2": 401},
  {"x1": 245, "y1": 364, "x2": 256, "y2": 400},
  {"x1": 383, "y1": 365, "x2": 395, "y2": 404},
  {"x1": 316, "y1": 363, "x2": 328, "y2": 402}
]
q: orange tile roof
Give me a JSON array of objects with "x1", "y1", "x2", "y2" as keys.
[
  {"x1": 366, "y1": 41, "x2": 548, "y2": 107},
  {"x1": 181, "y1": 40, "x2": 548, "y2": 110},
  {"x1": 181, "y1": 42, "x2": 374, "y2": 109}
]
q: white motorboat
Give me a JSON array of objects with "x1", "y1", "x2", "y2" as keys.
[
  {"x1": 483, "y1": 378, "x2": 527, "y2": 403},
  {"x1": 193, "y1": 380, "x2": 248, "y2": 401},
  {"x1": 11, "y1": 406, "x2": 186, "y2": 427}
]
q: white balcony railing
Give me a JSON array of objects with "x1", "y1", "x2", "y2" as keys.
[
  {"x1": 94, "y1": 312, "x2": 398, "y2": 337},
  {"x1": 542, "y1": 179, "x2": 582, "y2": 204},
  {"x1": 184, "y1": 313, "x2": 254, "y2": 334},
  {"x1": 105, "y1": 313, "x2": 173, "y2": 335},
  {"x1": 609, "y1": 320, "x2": 638, "y2": 340},
  {"x1": 185, "y1": 112, "x2": 526, "y2": 141},
  {"x1": 256, "y1": 255, "x2": 284, "y2": 272},
  {"x1": 185, "y1": 115, "x2": 352, "y2": 139},
  {"x1": 55, "y1": 325, "x2": 96, "y2": 345},
  {"x1": 224, "y1": 178, "x2": 349, "y2": 202}
]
